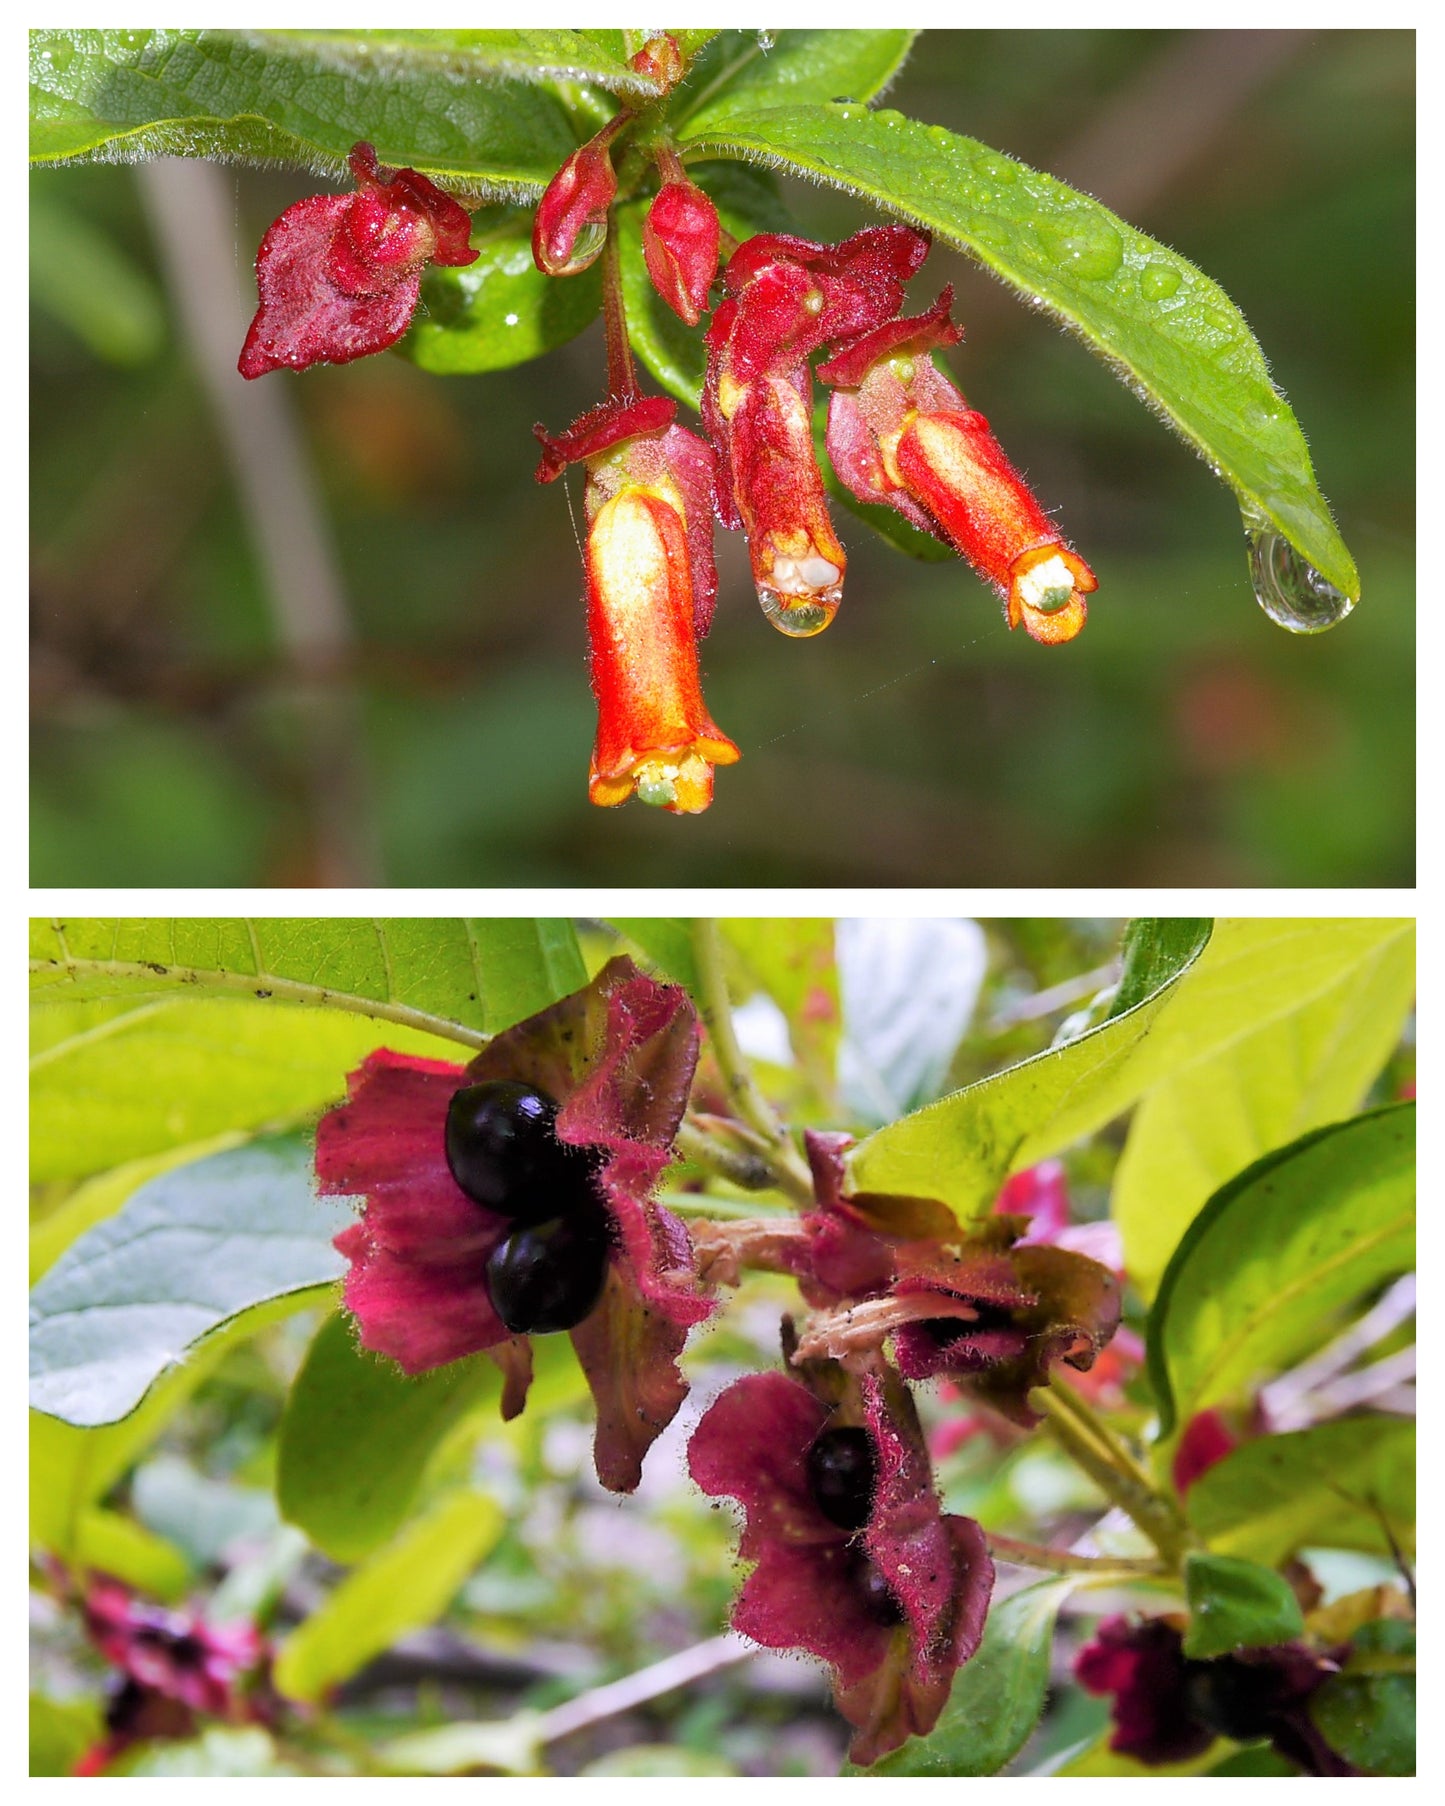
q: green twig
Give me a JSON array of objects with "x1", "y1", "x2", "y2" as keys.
[
  {"x1": 1038, "y1": 1385, "x2": 1192, "y2": 1570},
  {"x1": 984, "y1": 1532, "x2": 1168, "y2": 1578}
]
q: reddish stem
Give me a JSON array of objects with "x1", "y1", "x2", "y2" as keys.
[{"x1": 601, "y1": 223, "x2": 638, "y2": 398}]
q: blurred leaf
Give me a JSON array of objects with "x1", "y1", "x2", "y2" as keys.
[
  {"x1": 724, "y1": 917, "x2": 839, "y2": 1099},
  {"x1": 378, "y1": 1713, "x2": 544, "y2": 1776},
  {"x1": 28, "y1": 29, "x2": 579, "y2": 192},
  {"x1": 59, "y1": 1506, "x2": 192, "y2": 1600},
  {"x1": 846, "y1": 917, "x2": 1211, "y2": 1214},
  {"x1": 675, "y1": 30, "x2": 917, "y2": 134},
  {"x1": 29, "y1": 185, "x2": 165, "y2": 364},
  {"x1": 1147, "y1": 1104, "x2": 1415, "y2": 1439},
  {"x1": 584, "y1": 1746, "x2": 737, "y2": 1776},
  {"x1": 1186, "y1": 1419, "x2": 1416, "y2": 1565},
  {"x1": 401, "y1": 214, "x2": 602, "y2": 374},
  {"x1": 30, "y1": 997, "x2": 463, "y2": 1184},
  {"x1": 1206, "y1": 1745, "x2": 1297, "y2": 1775},
  {"x1": 838, "y1": 917, "x2": 987, "y2": 1126},
  {"x1": 30, "y1": 916, "x2": 586, "y2": 1043},
  {"x1": 608, "y1": 917, "x2": 699, "y2": 993},
  {"x1": 132, "y1": 1454, "x2": 279, "y2": 1567},
  {"x1": 1114, "y1": 919, "x2": 1414, "y2": 1296},
  {"x1": 30, "y1": 1694, "x2": 102, "y2": 1778},
  {"x1": 854, "y1": 1576, "x2": 1075, "y2": 1775},
  {"x1": 120, "y1": 1728, "x2": 295, "y2": 1776},
  {"x1": 1182, "y1": 1552, "x2": 1304, "y2": 1658},
  {"x1": 29, "y1": 1133, "x2": 347, "y2": 1427},
  {"x1": 682, "y1": 104, "x2": 1358, "y2": 600},
  {"x1": 278, "y1": 1312, "x2": 499, "y2": 1563},
  {"x1": 1056, "y1": 1733, "x2": 1220, "y2": 1777},
  {"x1": 274, "y1": 1489, "x2": 504, "y2": 1703},
  {"x1": 1310, "y1": 1621, "x2": 1415, "y2": 1777}
]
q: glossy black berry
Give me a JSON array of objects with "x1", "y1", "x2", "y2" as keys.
[
  {"x1": 855, "y1": 1557, "x2": 905, "y2": 1626},
  {"x1": 445, "y1": 1080, "x2": 596, "y2": 1221},
  {"x1": 1183, "y1": 1658, "x2": 1283, "y2": 1743},
  {"x1": 485, "y1": 1207, "x2": 612, "y2": 1334},
  {"x1": 806, "y1": 1425, "x2": 879, "y2": 1531}
]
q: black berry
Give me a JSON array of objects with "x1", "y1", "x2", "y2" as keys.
[
  {"x1": 807, "y1": 1425, "x2": 879, "y2": 1531},
  {"x1": 1183, "y1": 1658, "x2": 1283, "y2": 1743},
  {"x1": 445, "y1": 1079, "x2": 596, "y2": 1220},
  {"x1": 485, "y1": 1207, "x2": 612, "y2": 1334},
  {"x1": 855, "y1": 1556, "x2": 905, "y2": 1626}
]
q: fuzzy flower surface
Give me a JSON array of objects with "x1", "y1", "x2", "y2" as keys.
[
  {"x1": 688, "y1": 1349, "x2": 993, "y2": 1765},
  {"x1": 317, "y1": 956, "x2": 711, "y2": 1491},
  {"x1": 239, "y1": 142, "x2": 476, "y2": 378}
]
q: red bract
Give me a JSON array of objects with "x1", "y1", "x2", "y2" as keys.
[
  {"x1": 1171, "y1": 1409, "x2": 1240, "y2": 1498},
  {"x1": 821, "y1": 289, "x2": 1097, "y2": 643},
  {"x1": 535, "y1": 394, "x2": 738, "y2": 811},
  {"x1": 239, "y1": 142, "x2": 476, "y2": 378},
  {"x1": 703, "y1": 226, "x2": 929, "y2": 636},
  {"x1": 318, "y1": 956, "x2": 713, "y2": 1491},
  {"x1": 688, "y1": 1354, "x2": 993, "y2": 1765},
  {"x1": 643, "y1": 179, "x2": 721, "y2": 326},
  {"x1": 532, "y1": 117, "x2": 625, "y2": 277}
]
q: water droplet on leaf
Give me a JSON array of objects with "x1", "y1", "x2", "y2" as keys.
[
  {"x1": 1140, "y1": 260, "x2": 1181, "y2": 301},
  {"x1": 1245, "y1": 520, "x2": 1355, "y2": 633},
  {"x1": 1037, "y1": 217, "x2": 1123, "y2": 281},
  {"x1": 756, "y1": 30, "x2": 775, "y2": 50}
]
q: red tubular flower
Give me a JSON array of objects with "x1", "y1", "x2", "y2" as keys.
[
  {"x1": 239, "y1": 142, "x2": 476, "y2": 378},
  {"x1": 317, "y1": 956, "x2": 713, "y2": 1492},
  {"x1": 688, "y1": 1350, "x2": 993, "y2": 1765},
  {"x1": 704, "y1": 226, "x2": 930, "y2": 636},
  {"x1": 643, "y1": 178, "x2": 721, "y2": 326},
  {"x1": 532, "y1": 116, "x2": 626, "y2": 277},
  {"x1": 535, "y1": 394, "x2": 738, "y2": 812},
  {"x1": 821, "y1": 289, "x2": 1097, "y2": 644},
  {"x1": 74, "y1": 1575, "x2": 271, "y2": 1772},
  {"x1": 1075, "y1": 1615, "x2": 1353, "y2": 1775}
]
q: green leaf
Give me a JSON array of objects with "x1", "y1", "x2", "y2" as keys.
[
  {"x1": 1310, "y1": 1622, "x2": 1415, "y2": 1777},
  {"x1": 1108, "y1": 918, "x2": 1214, "y2": 1020},
  {"x1": 58, "y1": 1506, "x2": 193, "y2": 1600},
  {"x1": 674, "y1": 30, "x2": 917, "y2": 136},
  {"x1": 30, "y1": 1694, "x2": 103, "y2": 1778},
  {"x1": 278, "y1": 1313, "x2": 500, "y2": 1563},
  {"x1": 607, "y1": 917, "x2": 700, "y2": 994},
  {"x1": 274, "y1": 1489, "x2": 504, "y2": 1703},
  {"x1": 275, "y1": 29, "x2": 657, "y2": 93},
  {"x1": 1148, "y1": 1104, "x2": 1415, "y2": 1440},
  {"x1": 846, "y1": 918, "x2": 1212, "y2": 1217},
  {"x1": 854, "y1": 1576, "x2": 1075, "y2": 1774},
  {"x1": 1182, "y1": 1552, "x2": 1304, "y2": 1657},
  {"x1": 400, "y1": 212, "x2": 601, "y2": 375},
  {"x1": 1186, "y1": 1419, "x2": 1415, "y2": 1566},
  {"x1": 1113, "y1": 919, "x2": 1413, "y2": 1298},
  {"x1": 31, "y1": 1140, "x2": 242, "y2": 1281},
  {"x1": 29, "y1": 1133, "x2": 348, "y2": 1427},
  {"x1": 681, "y1": 104, "x2": 1357, "y2": 600},
  {"x1": 29, "y1": 184, "x2": 165, "y2": 366},
  {"x1": 30, "y1": 997, "x2": 464, "y2": 1184},
  {"x1": 30, "y1": 916, "x2": 586, "y2": 1047},
  {"x1": 120, "y1": 1728, "x2": 294, "y2": 1777},
  {"x1": 28, "y1": 29, "x2": 578, "y2": 193}
]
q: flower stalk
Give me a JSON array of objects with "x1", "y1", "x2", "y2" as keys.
[{"x1": 1038, "y1": 1383, "x2": 1192, "y2": 1569}]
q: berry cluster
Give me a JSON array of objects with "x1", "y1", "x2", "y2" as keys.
[{"x1": 237, "y1": 33, "x2": 1095, "y2": 818}]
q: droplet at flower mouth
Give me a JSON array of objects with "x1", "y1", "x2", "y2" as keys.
[{"x1": 317, "y1": 955, "x2": 713, "y2": 1491}]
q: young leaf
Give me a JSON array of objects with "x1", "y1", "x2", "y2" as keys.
[
  {"x1": 273, "y1": 1489, "x2": 504, "y2": 1703},
  {"x1": 30, "y1": 916, "x2": 586, "y2": 1046},
  {"x1": 1185, "y1": 1418, "x2": 1416, "y2": 1567},
  {"x1": 845, "y1": 918, "x2": 1212, "y2": 1218},
  {"x1": 1113, "y1": 919, "x2": 1414, "y2": 1298},
  {"x1": 29, "y1": 1134, "x2": 347, "y2": 1427},
  {"x1": 681, "y1": 103, "x2": 1358, "y2": 600},
  {"x1": 673, "y1": 30, "x2": 917, "y2": 135},
  {"x1": 1181, "y1": 1552, "x2": 1304, "y2": 1659},
  {"x1": 399, "y1": 213, "x2": 602, "y2": 375},
  {"x1": 607, "y1": 917, "x2": 700, "y2": 994},
  {"x1": 29, "y1": 28, "x2": 577, "y2": 193},
  {"x1": 30, "y1": 997, "x2": 463, "y2": 1183},
  {"x1": 1147, "y1": 1104, "x2": 1415, "y2": 1439},
  {"x1": 851, "y1": 1576, "x2": 1076, "y2": 1775}
]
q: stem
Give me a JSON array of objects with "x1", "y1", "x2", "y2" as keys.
[
  {"x1": 653, "y1": 141, "x2": 690, "y2": 187},
  {"x1": 674, "y1": 1119, "x2": 776, "y2": 1193},
  {"x1": 1039, "y1": 1386, "x2": 1192, "y2": 1570},
  {"x1": 690, "y1": 919, "x2": 814, "y2": 1206},
  {"x1": 985, "y1": 1533, "x2": 1166, "y2": 1578},
  {"x1": 601, "y1": 225, "x2": 637, "y2": 398},
  {"x1": 534, "y1": 1633, "x2": 754, "y2": 1746}
]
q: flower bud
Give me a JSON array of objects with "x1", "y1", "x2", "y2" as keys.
[
  {"x1": 532, "y1": 118, "x2": 624, "y2": 277},
  {"x1": 630, "y1": 31, "x2": 686, "y2": 91},
  {"x1": 643, "y1": 178, "x2": 721, "y2": 326}
]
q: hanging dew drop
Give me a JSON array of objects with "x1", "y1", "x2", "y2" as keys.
[
  {"x1": 756, "y1": 30, "x2": 775, "y2": 50},
  {"x1": 757, "y1": 585, "x2": 839, "y2": 638},
  {"x1": 1245, "y1": 522, "x2": 1355, "y2": 633}
]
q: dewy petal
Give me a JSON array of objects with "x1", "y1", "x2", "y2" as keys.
[
  {"x1": 569, "y1": 1263, "x2": 690, "y2": 1493},
  {"x1": 532, "y1": 117, "x2": 624, "y2": 276},
  {"x1": 532, "y1": 394, "x2": 677, "y2": 483},
  {"x1": 644, "y1": 179, "x2": 721, "y2": 326}
]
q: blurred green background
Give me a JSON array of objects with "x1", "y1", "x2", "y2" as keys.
[{"x1": 30, "y1": 29, "x2": 1414, "y2": 887}]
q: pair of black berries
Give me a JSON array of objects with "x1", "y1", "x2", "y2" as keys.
[
  {"x1": 444, "y1": 1079, "x2": 612, "y2": 1335},
  {"x1": 807, "y1": 1426, "x2": 903, "y2": 1626}
]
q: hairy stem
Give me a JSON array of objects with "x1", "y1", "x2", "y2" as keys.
[
  {"x1": 601, "y1": 226, "x2": 638, "y2": 398},
  {"x1": 985, "y1": 1533, "x2": 1167, "y2": 1578},
  {"x1": 1039, "y1": 1385, "x2": 1192, "y2": 1570},
  {"x1": 674, "y1": 1119, "x2": 777, "y2": 1192},
  {"x1": 690, "y1": 919, "x2": 814, "y2": 1206}
]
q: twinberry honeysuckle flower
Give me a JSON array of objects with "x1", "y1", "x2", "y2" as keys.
[
  {"x1": 703, "y1": 226, "x2": 930, "y2": 636},
  {"x1": 687, "y1": 1346, "x2": 993, "y2": 1766},
  {"x1": 643, "y1": 177, "x2": 721, "y2": 326},
  {"x1": 535, "y1": 393, "x2": 739, "y2": 813},
  {"x1": 238, "y1": 142, "x2": 477, "y2": 378},
  {"x1": 531, "y1": 115, "x2": 627, "y2": 277},
  {"x1": 317, "y1": 956, "x2": 713, "y2": 1492},
  {"x1": 821, "y1": 289, "x2": 1097, "y2": 643}
]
